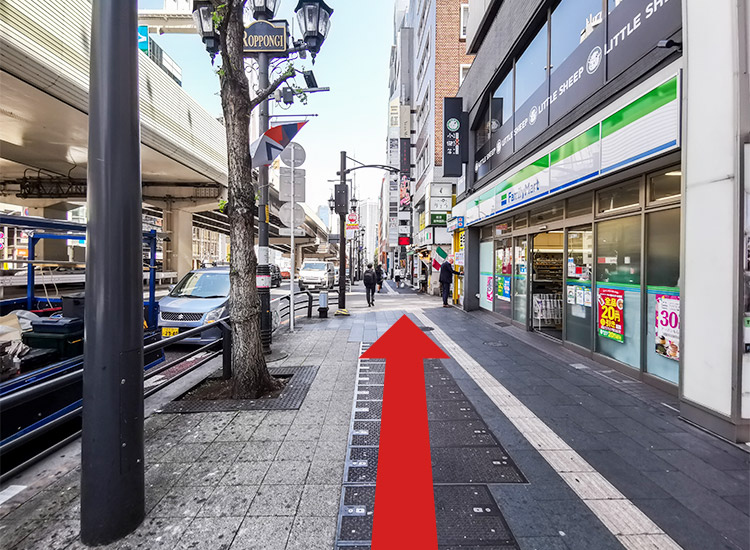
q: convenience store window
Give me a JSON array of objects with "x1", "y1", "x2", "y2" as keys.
[
  {"x1": 648, "y1": 167, "x2": 682, "y2": 204},
  {"x1": 595, "y1": 215, "x2": 641, "y2": 369},
  {"x1": 596, "y1": 180, "x2": 641, "y2": 215},
  {"x1": 645, "y1": 208, "x2": 681, "y2": 384}
]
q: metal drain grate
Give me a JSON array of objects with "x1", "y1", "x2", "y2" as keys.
[
  {"x1": 435, "y1": 485, "x2": 518, "y2": 547},
  {"x1": 336, "y1": 343, "x2": 523, "y2": 548}
]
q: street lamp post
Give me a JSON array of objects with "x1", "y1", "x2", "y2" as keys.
[{"x1": 334, "y1": 154, "x2": 399, "y2": 313}]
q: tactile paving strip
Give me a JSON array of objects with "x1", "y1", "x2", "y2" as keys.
[{"x1": 160, "y1": 366, "x2": 318, "y2": 412}]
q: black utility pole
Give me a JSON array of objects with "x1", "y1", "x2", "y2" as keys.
[
  {"x1": 336, "y1": 151, "x2": 348, "y2": 313},
  {"x1": 256, "y1": 18, "x2": 272, "y2": 352},
  {"x1": 82, "y1": 0, "x2": 144, "y2": 544}
]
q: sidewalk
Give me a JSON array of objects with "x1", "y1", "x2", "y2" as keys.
[{"x1": 0, "y1": 282, "x2": 747, "y2": 549}]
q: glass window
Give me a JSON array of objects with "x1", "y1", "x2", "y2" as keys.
[
  {"x1": 481, "y1": 226, "x2": 493, "y2": 240},
  {"x1": 648, "y1": 168, "x2": 682, "y2": 204},
  {"x1": 170, "y1": 270, "x2": 230, "y2": 298},
  {"x1": 608, "y1": 0, "x2": 623, "y2": 13},
  {"x1": 566, "y1": 226, "x2": 593, "y2": 349},
  {"x1": 514, "y1": 213, "x2": 529, "y2": 229},
  {"x1": 597, "y1": 180, "x2": 641, "y2": 215},
  {"x1": 514, "y1": 22, "x2": 548, "y2": 109},
  {"x1": 646, "y1": 208, "x2": 681, "y2": 384},
  {"x1": 513, "y1": 236, "x2": 528, "y2": 324},
  {"x1": 491, "y1": 71, "x2": 514, "y2": 126},
  {"x1": 567, "y1": 193, "x2": 593, "y2": 217},
  {"x1": 475, "y1": 103, "x2": 491, "y2": 149},
  {"x1": 596, "y1": 216, "x2": 641, "y2": 369},
  {"x1": 551, "y1": 0, "x2": 603, "y2": 74},
  {"x1": 495, "y1": 220, "x2": 512, "y2": 237},
  {"x1": 530, "y1": 201, "x2": 564, "y2": 224},
  {"x1": 494, "y1": 239, "x2": 513, "y2": 317}
]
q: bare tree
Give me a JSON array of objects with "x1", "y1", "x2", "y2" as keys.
[{"x1": 211, "y1": 0, "x2": 296, "y2": 398}]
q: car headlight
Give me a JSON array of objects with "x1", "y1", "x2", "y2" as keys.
[{"x1": 204, "y1": 306, "x2": 227, "y2": 324}]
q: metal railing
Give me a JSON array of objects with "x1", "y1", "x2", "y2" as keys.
[
  {"x1": 0, "y1": 292, "x2": 334, "y2": 481},
  {"x1": 0, "y1": 320, "x2": 228, "y2": 483}
]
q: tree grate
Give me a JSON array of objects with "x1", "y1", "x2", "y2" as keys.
[{"x1": 159, "y1": 366, "x2": 318, "y2": 412}]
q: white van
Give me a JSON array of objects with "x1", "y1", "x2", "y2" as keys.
[{"x1": 298, "y1": 261, "x2": 335, "y2": 291}]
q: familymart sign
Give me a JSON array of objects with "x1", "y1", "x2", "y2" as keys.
[{"x1": 466, "y1": 76, "x2": 680, "y2": 226}]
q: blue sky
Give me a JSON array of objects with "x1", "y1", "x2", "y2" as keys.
[{"x1": 139, "y1": 0, "x2": 396, "y2": 213}]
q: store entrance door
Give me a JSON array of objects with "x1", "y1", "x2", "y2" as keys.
[{"x1": 531, "y1": 231, "x2": 564, "y2": 340}]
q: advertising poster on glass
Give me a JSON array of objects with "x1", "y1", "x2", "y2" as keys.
[
  {"x1": 598, "y1": 287, "x2": 625, "y2": 343},
  {"x1": 655, "y1": 294, "x2": 680, "y2": 361}
]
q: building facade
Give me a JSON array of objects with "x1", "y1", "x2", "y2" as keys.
[
  {"x1": 380, "y1": 0, "x2": 472, "y2": 285},
  {"x1": 448, "y1": 0, "x2": 749, "y2": 441}
]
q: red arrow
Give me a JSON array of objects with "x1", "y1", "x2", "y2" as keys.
[{"x1": 361, "y1": 315, "x2": 449, "y2": 549}]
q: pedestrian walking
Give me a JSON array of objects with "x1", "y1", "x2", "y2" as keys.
[
  {"x1": 363, "y1": 263, "x2": 377, "y2": 307},
  {"x1": 439, "y1": 257, "x2": 461, "y2": 307},
  {"x1": 376, "y1": 264, "x2": 384, "y2": 293}
]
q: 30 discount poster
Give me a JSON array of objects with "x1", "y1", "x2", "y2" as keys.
[
  {"x1": 655, "y1": 294, "x2": 680, "y2": 361},
  {"x1": 598, "y1": 288, "x2": 625, "y2": 343}
]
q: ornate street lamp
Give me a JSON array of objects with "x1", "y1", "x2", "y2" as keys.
[
  {"x1": 328, "y1": 194, "x2": 336, "y2": 213},
  {"x1": 350, "y1": 196, "x2": 358, "y2": 212},
  {"x1": 294, "y1": 0, "x2": 334, "y2": 56},
  {"x1": 251, "y1": 0, "x2": 278, "y2": 19},
  {"x1": 192, "y1": 1, "x2": 220, "y2": 56}
]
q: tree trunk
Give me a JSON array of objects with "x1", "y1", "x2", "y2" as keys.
[{"x1": 217, "y1": 0, "x2": 281, "y2": 399}]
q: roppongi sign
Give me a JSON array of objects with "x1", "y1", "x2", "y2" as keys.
[{"x1": 475, "y1": 0, "x2": 681, "y2": 180}]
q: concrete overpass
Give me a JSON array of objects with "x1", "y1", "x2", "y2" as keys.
[{"x1": 0, "y1": 0, "x2": 334, "y2": 278}]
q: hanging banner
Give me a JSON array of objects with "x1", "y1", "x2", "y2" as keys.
[
  {"x1": 250, "y1": 122, "x2": 307, "y2": 167},
  {"x1": 655, "y1": 294, "x2": 680, "y2": 361},
  {"x1": 598, "y1": 287, "x2": 625, "y2": 343}
]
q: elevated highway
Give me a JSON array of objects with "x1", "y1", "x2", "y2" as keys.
[{"x1": 0, "y1": 0, "x2": 334, "y2": 277}]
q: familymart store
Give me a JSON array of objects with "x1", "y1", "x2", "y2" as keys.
[{"x1": 455, "y1": 67, "x2": 683, "y2": 391}]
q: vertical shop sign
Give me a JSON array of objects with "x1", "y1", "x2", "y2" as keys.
[
  {"x1": 598, "y1": 288, "x2": 625, "y2": 343},
  {"x1": 443, "y1": 97, "x2": 468, "y2": 177},
  {"x1": 655, "y1": 294, "x2": 680, "y2": 361}
]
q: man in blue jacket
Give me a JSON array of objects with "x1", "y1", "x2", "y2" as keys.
[{"x1": 439, "y1": 257, "x2": 461, "y2": 307}]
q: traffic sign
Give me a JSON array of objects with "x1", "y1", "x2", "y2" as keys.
[
  {"x1": 279, "y1": 167, "x2": 306, "y2": 202},
  {"x1": 279, "y1": 228, "x2": 305, "y2": 237},
  {"x1": 280, "y1": 142, "x2": 306, "y2": 167},
  {"x1": 278, "y1": 202, "x2": 305, "y2": 228}
]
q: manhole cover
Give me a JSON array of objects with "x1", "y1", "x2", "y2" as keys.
[
  {"x1": 484, "y1": 341, "x2": 508, "y2": 347},
  {"x1": 495, "y1": 321, "x2": 510, "y2": 327},
  {"x1": 419, "y1": 326, "x2": 435, "y2": 332}
]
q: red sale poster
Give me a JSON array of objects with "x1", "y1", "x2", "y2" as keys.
[
  {"x1": 655, "y1": 294, "x2": 680, "y2": 361},
  {"x1": 598, "y1": 288, "x2": 625, "y2": 343}
]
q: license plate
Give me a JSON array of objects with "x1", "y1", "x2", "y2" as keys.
[{"x1": 162, "y1": 327, "x2": 179, "y2": 337}]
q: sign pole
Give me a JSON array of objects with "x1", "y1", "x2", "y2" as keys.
[{"x1": 290, "y1": 146, "x2": 295, "y2": 333}]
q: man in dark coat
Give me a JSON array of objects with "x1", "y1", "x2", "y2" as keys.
[
  {"x1": 363, "y1": 263, "x2": 377, "y2": 307},
  {"x1": 376, "y1": 265, "x2": 384, "y2": 292},
  {"x1": 439, "y1": 257, "x2": 460, "y2": 307}
]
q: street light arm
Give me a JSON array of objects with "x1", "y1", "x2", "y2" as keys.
[
  {"x1": 249, "y1": 65, "x2": 297, "y2": 111},
  {"x1": 336, "y1": 164, "x2": 401, "y2": 176}
]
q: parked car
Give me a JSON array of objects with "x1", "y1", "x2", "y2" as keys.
[
  {"x1": 280, "y1": 269, "x2": 291, "y2": 280},
  {"x1": 298, "y1": 261, "x2": 335, "y2": 291},
  {"x1": 334, "y1": 267, "x2": 339, "y2": 286},
  {"x1": 270, "y1": 264, "x2": 282, "y2": 288},
  {"x1": 158, "y1": 267, "x2": 229, "y2": 344}
]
